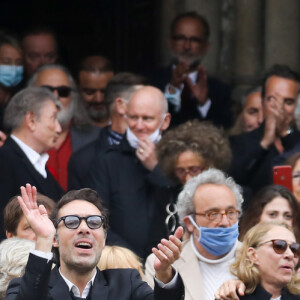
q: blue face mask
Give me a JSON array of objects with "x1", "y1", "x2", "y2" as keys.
[
  {"x1": 188, "y1": 216, "x2": 239, "y2": 256},
  {"x1": 0, "y1": 65, "x2": 23, "y2": 87}
]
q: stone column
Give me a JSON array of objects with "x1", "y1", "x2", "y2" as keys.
[
  {"x1": 264, "y1": 0, "x2": 300, "y2": 71},
  {"x1": 232, "y1": 0, "x2": 264, "y2": 101}
]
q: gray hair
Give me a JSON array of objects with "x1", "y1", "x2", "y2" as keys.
[
  {"x1": 27, "y1": 64, "x2": 92, "y2": 130},
  {"x1": 0, "y1": 238, "x2": 35, "y2": 300},
  {"x1": 4, "y1": 86, "x2": 61, "y2": 132},
  {"x1": 177, "y1": 168, "x2": 244, "y2": 226}
]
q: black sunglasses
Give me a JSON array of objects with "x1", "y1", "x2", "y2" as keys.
[
  {"x1": 56, "y1": 215, "x2": 105, "y2": 230},
  {"x1": 41, "y1": 85, "x2": 72, "y2": 98},
  {"x1": 258, "y1": 239, "x2": 300, "y2": 257}
]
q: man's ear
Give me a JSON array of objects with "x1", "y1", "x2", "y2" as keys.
[
  {"x1": 25, "y1": 111, "x2": 36, "y2": 131},
  {"x1": 247, "y1": 247, "x2": 259, "y2": 265},
  {"x1": 115, "y1": 97, "x2": 127, "y2": 115},
  {"x1": 161, "y1": 113, "x2": 171, "y2": 131},
  {"x1": 6, "y1": 231, "x2": 13, "y2": 238},
  {"x1": 183, "y1": 216, "x2": 195, "y2": 233},
  {"x1": 53, "y1": 234, "x2": 59, "y2": 248}
]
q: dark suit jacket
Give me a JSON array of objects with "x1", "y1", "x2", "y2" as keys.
[
  {"x1": 68, "y1": 126, "x2": 112, "y2": 190},
  {"x1": 229, "y1": 124, "x2": 300, "y2": 198},
  {"x1": 0, "y1": 137, "x2": 64, "y2": 239},
  {"x1": 6, "y1": 254, "x2": 185, "y2": 300},
  {"x1": 146, "y1": 66, "x2": 233, "y2": 129},
  {"x1": 70, "y1": 125, "x2": 101, "y2": 153}
]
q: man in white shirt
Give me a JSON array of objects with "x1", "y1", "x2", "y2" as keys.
[
  {"x1": 0, "y1": 87, "x2": 64, "y2": 236},
  {"x1": 5, "y1": 184, "x2": 185, "y2": 299},
  {"x1": 145, "y1": 168, "x2": 243, "y2": 300}
]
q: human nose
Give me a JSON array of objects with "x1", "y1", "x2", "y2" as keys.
[
  {"x1": 136, "y1": 118, "x2": 144, "y2": 130},
  {"x1": 77, "y1": 218, "x2": 90, "y2": 233},
  {"x1": 184, "y1": 38, "x2": 191, "y2": 50},
  {"x1": 184, "y1": 173, "x2": 193, "y2": 183},
  {"x1": 94, "y1": 91, "x2": 104, "y2": 102},
  {"x1": 55, "y1": 119, "x2": 62, "y2": 133},
  {"x1": 258, "y1": 111, "x2": 264, "y2": 125},
  {"x1": 217, "y1": 212, "x2": 230, "y2": 227}
]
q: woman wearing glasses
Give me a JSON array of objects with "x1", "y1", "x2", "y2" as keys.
[{"x1": 216, "y1": 222, "x2": 300, "y2": 299}]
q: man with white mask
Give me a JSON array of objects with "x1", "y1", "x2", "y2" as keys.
[
  {"x1": 145, "y1": 169, "x2": 243, "y2": 300},
  {"x1": 87, "y1": 86, "x2": 171, "y2": 259}
]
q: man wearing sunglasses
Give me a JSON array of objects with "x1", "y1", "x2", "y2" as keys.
[
  {"x1": 145, "y1": 169, "x2": 243, "y2": 300},
  {"x1": 6, "y1": 184, "x2": 185, "y2": 300},
  {"x1": 28, "y1": 64, "x2": 100, "y2": 191},
  {"x1": 146, "y1": 11, "x2": 232, "y2": 129}
]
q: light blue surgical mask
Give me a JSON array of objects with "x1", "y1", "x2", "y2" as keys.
[
  {"x1": 188, "y1": 216, "x2": 239, "y2": 256},
  {"x1": 0, "y1": 65, "x2": 23, "y2": 87},
  {"x1": 126, "y1": 114, "x2": 166, "y2": 149}
]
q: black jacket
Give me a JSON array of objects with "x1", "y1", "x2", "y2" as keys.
[
  {"x1": 0, "y1": 137, "x2": 64, "y2": 239},
  {"x1": 238, "y1": 285, "x2": 300, "y2": 300},
  {"x1": 6, "y1": 253, "x2": 185, "y2": 300}
]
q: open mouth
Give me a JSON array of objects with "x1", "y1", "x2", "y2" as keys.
[{"x1": 75, "y1": 242, "x2": 92, "y2": 249}]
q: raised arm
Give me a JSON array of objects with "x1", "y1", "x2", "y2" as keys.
[
  {"x1": 152, "y1": 226, "x2": 183, "y2": 283},
  {"x1": 17, "y1": 183, "x2": 56, "y2": 253}
]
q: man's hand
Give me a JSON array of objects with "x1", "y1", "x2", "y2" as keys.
[
  {"x1": 18, "y1": 184, "x2": 55, "y2": 252},
  {"x1": 184, "y1": 66, "x2": 208, "y2": 106},
  {"x1": 260, "y1": 94, "x2": 286, "y2": 149},
  {"x1": 136, "y1": 139, "x2": 158, "y2": 171},
  {"x1": 0, "y1": 131, "x2": 7, "y2": 147},
  {"x1": 152, "y1": 226, "x2": 183, "y2": 284},
  {"x1": 214, "y1": 279, "x2": 245, "y2": 300},
  {"x1": 170, "y1": 62, "x2": 189, "y2": 88}
]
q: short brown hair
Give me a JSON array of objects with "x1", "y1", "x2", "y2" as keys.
[
  {"x1": 4, "y1": 193, "x2": 55, "y2": 235},
  {"x1": 50, "y1": 188, "x2": 109, "y2": 232}
]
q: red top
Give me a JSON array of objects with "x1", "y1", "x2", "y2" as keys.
[{"x1": 47, "y1": 131, "x2": 72, "y2": 191}]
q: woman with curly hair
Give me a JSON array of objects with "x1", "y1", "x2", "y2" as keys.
[
  {"x1": 157, "y1": 120, "x2": 232, "y2": 185},
  {"x1": 157, "y1": 120, "x2": 232, "y2": 234}
]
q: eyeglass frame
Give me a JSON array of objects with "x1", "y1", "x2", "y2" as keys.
[
  {"x1": 56, "y1": 215, "x2": 106, "y2": 230},
  {"x1": 41, "y1": 85, "x2": 73, "y2": 98},
  {"x1": 194, "y1": 208, "x2": 241, "y2": 222},
  {"x1": 174, "y1": 166, "x2": 204, "y2": 178},
  {"x1": 256, "y1": 239, "x2": 300, "y2": 258},
  {"x1": 171, "y1": 34, "x2": 208, "y2": 45}
]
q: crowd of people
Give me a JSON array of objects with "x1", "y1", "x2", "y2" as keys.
[{"x1": 1, "y1": 10, "x2": 300, "y2": 300}]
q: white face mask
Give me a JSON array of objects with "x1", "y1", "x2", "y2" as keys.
[{"x1": 126, "y1": 114, "x2": 166, "y2": 149}]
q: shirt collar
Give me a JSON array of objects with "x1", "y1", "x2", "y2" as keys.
[
  {"x1": 59, "y1": 268, "x2": 97, "y2": 298},
  {"x1": 11, "y1": 134, "x2": 49, "y2": 178}
]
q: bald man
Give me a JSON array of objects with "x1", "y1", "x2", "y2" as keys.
[
  {"x1": 78, "y1": 55, "x2": 114, "y2": 127},
  {"x1": 87, "y1": 86, "x2": 172, "y2": 259}
]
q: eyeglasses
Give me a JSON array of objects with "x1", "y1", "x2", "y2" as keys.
[
  {"x1": 56, "y1": 215, "x2": 105, "y2": 229},
  {"x1": 194, "y1": 209, "x2": 241, "y2": 222},
  {"x1": 257, "y1": 239, "x2": 300, "y2": 258},
  {"x1": 175, "y1": 166, "x2": 204, "y2": 178},
  {"x1": 41, "y1": 85, "x2": 72, "y2": 98},
  {"x1": 172, "y1": 34, "x2": 207, "y2": 45}
]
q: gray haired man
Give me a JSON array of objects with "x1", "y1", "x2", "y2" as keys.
[{"x1": 145, "y1": 168, "x2": 243, "y2": 300}]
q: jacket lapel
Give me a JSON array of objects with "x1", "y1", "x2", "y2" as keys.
[
  {"x1": 174, "y1": 240, "x2": 205, "y2": 300},
  {"x1": 89, "y1": 270, "x2": 109, "y2": 299},
  {"x1": 49, "y1": 267, "x2": 73, "y2": 300}
]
